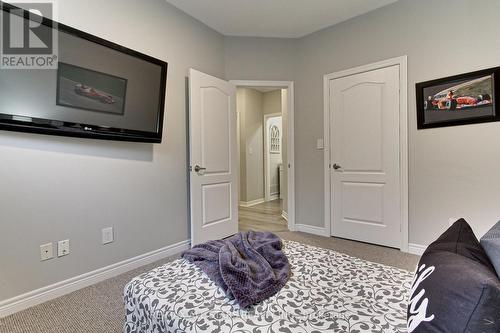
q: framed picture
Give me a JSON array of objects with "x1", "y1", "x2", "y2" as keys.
[
  {"x1": 56, "y1": 62, "x2": 128, "y2": 115},
  {"x1": 416, "y1": 67, "x2": 500, "y2": 129}
]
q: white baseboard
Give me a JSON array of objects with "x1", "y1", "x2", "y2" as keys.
[
  {"x1": 408, "y1": 243, "x2": 427, "y2": 256},
  {"x1": 281, "y1": 210, "x2": 288, "y2": 221},
  {"x1": 295, "y1": 223, "x2": 329, "y2": 237},
  {"x1": 269, "y1": 193, "x2": 279, "y2": 201},
  {"x1": 0, "y1": 239, "x2": 190, "y2": 318},
  {"x1": 239, "y1": 198, "x2": 265, "y2": 207}
]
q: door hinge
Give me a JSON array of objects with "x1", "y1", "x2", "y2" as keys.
[{"x1": 188, "y1": 165, "x2": 192, "y2": 172}]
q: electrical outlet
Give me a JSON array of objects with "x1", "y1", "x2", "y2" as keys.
[
  {"x1": 40, "y1": 243, "x2": 53, "y2": 261},
  {"x1": 102, "y1": 227, "x2": 114, "y2": 245},
  {"x1": 57, "y1": 239, "x2": 70, "y2": 257}
]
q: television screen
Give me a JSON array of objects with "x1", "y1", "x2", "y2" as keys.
[{"x1": 0, "y1": 3, "x2": 167, "y2": 143}]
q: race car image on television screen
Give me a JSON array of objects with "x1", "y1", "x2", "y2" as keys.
[
  {"x1": 57, "y1": 62, "x2": 127, "y2": 115},
  {"x1": 74, "y1": 83, "x2": 116, "y2": 104}
]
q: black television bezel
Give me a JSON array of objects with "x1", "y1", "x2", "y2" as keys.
[{"x1": 0, "y1": 2, "x2": 168, "y2": 143}]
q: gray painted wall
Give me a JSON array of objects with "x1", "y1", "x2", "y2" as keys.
[
  {"x1": 225, "y1": 37, "x2": 297, "y2": 81},
  {"x1": 237, "y1": 88, "x2": 265, "y2": 202},
  {"x1": 226, "y1": 0, "x2": 500, "y2": 246},
  {"x1": 263, "y1": 90, "x2": 282, "y2": 116},
  {"x1": 0, "y1": 0, "x2": 225, "y2": 301},
  {"x1": 237, "y1": 89, "x2": 247, "y2": 202},
  {"x1": 263, "y1": 90, "x2": 286, "y2": 200}
]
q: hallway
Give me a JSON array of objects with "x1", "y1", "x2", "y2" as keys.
[{"x1": 238, "y1": 199, "x2": 288, "y2": 233}]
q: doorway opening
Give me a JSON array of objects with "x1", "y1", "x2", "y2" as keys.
[{"x1": 231, "y1": 80, "x2": 295, "y2": 233}]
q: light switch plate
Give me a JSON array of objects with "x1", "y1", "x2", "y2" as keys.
[
  {"x1": 40, "y1": 243, "x2": 53, "y2": 261},
  {"x1": 102, "y1": 227, "x2": 114, "y2": 245},
  {"x1": 57, "y1": 239, "x2": 70, "y2": 257},
  {"x1": 316, "y1": 138, "x2": 324, "y2": 150}
]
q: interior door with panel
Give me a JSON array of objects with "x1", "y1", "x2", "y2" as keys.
[
  {"x1": 329, "y1": 65, "x2": 401, "y2": 248},
  {"x1": 189, "y1": 69, "x2": 238, "y2": 246}
]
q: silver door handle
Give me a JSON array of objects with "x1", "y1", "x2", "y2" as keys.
[
  {"x1": 194, "y1": 165, "x2": 206, "y2": 173},
  {"x1": 332, "y1": 163, "x2": 342, "y2": 170}
]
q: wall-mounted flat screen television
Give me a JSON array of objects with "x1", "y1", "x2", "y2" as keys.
[{"x1": 0, "y1": 2, "x2": 168, "y2": 143}]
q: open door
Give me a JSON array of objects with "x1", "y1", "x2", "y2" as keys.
[{"x1": 189, "y1": 69, "x2": 238, "y2": 246}]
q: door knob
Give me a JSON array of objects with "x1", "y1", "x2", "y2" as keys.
[
  {"x1": 194, "y1": 165, "x2": 207, "y2": 173},
  {"x1": 332, "y1": 163, "x2": 342, "y2": 170}
]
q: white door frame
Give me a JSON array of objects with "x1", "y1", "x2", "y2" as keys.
[
  {"x1": 263, "y1": 112, "x2": 283, "y2": 202},
  {"x1": 323, "y1": 56, "x2": 409, "y2": 252},
  {"x1": 230, "y1": 80, "x2": 296, "y2": 232}
]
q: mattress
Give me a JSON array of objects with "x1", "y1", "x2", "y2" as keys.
[{"x1": 124, "y1": 240, "x2": 413, "y2": 333}]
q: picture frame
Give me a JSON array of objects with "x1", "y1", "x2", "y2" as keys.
[{"x1": 416, "y1": 67, "x2": 500, "y2": 129}]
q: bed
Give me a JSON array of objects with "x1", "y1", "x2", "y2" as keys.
[{"x1": 124, "y1": 240, "x2": 413, "y2": 333}]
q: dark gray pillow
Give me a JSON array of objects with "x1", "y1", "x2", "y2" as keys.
[
  {"x1": 408, "y1": 219, "x2": 500, "y2": 333},
  {"x1": 480, "y1": 221, "x2": 500, "y2": 278}
]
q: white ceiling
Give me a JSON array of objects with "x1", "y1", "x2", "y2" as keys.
[{"x1": 165, "y1": 0, "x2": 399, "y2": 38}]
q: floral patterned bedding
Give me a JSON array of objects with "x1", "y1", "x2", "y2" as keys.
[{"x1": 124, "y1": 240, "x2": 413, "y2": 333}]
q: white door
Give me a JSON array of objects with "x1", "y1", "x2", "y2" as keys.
[
  {"x1": 264, "y1": 115, "x2": 283, "y2": 201},
  {"x1": 189, "y1": 69, "x2": 238, "y2": 246},
  {"x1": 329, "y1": 65, "x2": 401, "y2": 248}
]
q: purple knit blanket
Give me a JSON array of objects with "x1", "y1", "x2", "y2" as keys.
[{"x1": 182, "y1": 231, "x2": 291, "y2": 308}]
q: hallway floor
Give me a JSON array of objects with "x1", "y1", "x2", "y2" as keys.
[
  {"x1": 238, "y1": 199, "x2": 288, "y2": 232},
  {"x1": 237, "y1": 199, "x2": 419, "y2": 272}
]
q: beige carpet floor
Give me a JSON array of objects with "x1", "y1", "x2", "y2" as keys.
[{"x1": 0, "y1": 224, "x2": 419, "y2": 333}]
